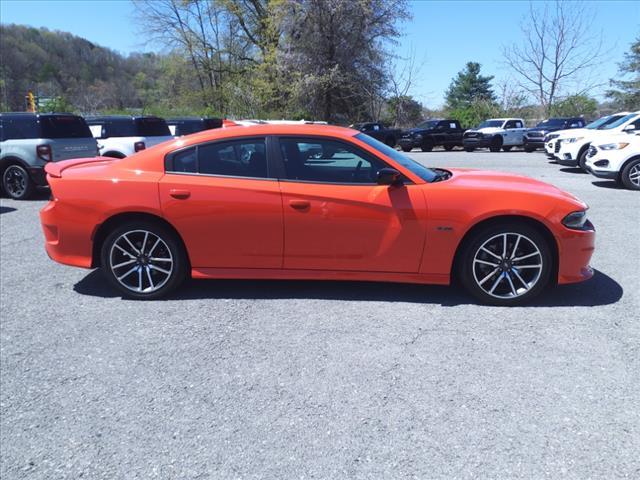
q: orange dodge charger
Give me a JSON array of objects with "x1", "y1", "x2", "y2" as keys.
[{"x1": 40, "y1": 124, "x2": 595, "y2": 305}]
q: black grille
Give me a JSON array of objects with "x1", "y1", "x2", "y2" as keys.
[
  {"x1": 465, "y1": 132, "x2": 479, "y2": 138},
  {"x1": 554, "y1": 141, "x2": 561, "y2": 153},
  {"x1": 528, "y1": 131, "x2": 544, "y2": 138}
]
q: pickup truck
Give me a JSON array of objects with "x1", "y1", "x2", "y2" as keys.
[
  {"x1": 523, "y1": 117, "x2": 585, "y2": 152},
  {"x1": 463, "y1": 118, "x2": 527, "y2": 152},
  {"x1": 397, "y1": 119, "x2": 464, "y2": 152},
  {"x1": 350, "y1": 122, "x2": 401, "y2": 147}
]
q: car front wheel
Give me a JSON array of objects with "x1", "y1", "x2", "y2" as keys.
[
  {"x1": 101, "y1": 221, "x2": 188, "y2": 299},
  {"x1": 459, "y1": 223, "x2": 552, "y2": 306},
  {"x1": 489, "y1": 136, "x2": 503, "y2": 152},
  {"x1": 621, "y1": 158, "x2": 640, "y2": 190}
]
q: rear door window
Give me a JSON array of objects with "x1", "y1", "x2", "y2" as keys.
[
  {"x1": 0, "y1": 117, "x2": 39, "y2": 140},
  {"x1": 39, "y1": 115, "x2": 92, "y2": 138},
  {"x1": 135, "y1": 118, "x2": 171, "y2": 137}
]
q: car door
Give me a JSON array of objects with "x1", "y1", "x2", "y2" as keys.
[
  {"x1": 159, "y1": 136, "x2": 283, "y2": 269},
  {"x1": 504, "y1": 120, "x2": 525, "y2": 145},
  {"x1": 275, "y1": 136, "x2": 427, "y2": 272}
]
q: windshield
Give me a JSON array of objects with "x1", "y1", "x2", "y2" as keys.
[
  {"x1": 585, "y1": 115, "x2": 617, "y2": 129},
  {"x1": 536, "y1": 118, "x2": 566, "y2": 128},
  {"x1": 416, "y1": 120, "x2": 439, "y2": 129},
  {"x1": 355, "y1": 133, "x2": 437, "y2": 182},
  {"x1": 477, "y1": 120, "x2": 503, "y2": 128},
  {"x1": 136, "y1": 118, "x2": 171, "y2": 136},
  {"x1": 40, "y1": 115, "x2": 92, "y2": 138},
  {"x1": 599, "y1": 113, "x2": 638, "y2": 130}
]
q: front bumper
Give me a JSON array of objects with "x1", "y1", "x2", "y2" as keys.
[
  {"x1": 463, "y1": 137, "x2": 492, "y2": 148},
  {"x1": 397, "y1": 138, "x2": 418, "y2": 149},
  {"x1": 523, "y1": 137, "x2": 544, "y2": 149},
  {"x1": 557, "y1": 225, "x2": 596, "y2": 284},
  {"x1": 585, "y1": 163, "x2": 618, "y2": 179}
]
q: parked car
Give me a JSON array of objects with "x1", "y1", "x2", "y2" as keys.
[
  {"x1": 523, "y1": 117, "x2": 586, "y2": 152},
  {"x1": 40, "y1": 124, "x2": 595, "y2": 306},
  {"x1": 463, "y1": 118, "x2": 527, "y2": 152},
  {"x1": 167, "y1": 117, "x2": 223, "y2": 136},
  {"x1": 85, "y1": 116, "x2": 174, "y2": 158},
  {"x1": 397, "y1": 119, "x2": 464, "y2": 152},
  {"x1": 0, "y1": 112, "x2": 98, "y2": 199},
  {"x1": 555, "y1": 112, "x2": 640, "y2": 169},
  {"x1": 543, "y1": 113, "x2": 628, "y2": 159},
  {"x1": 584, "y1": 132, "x2": 640, "y2": 190},
  {"x1": 350, "y1": 122, "x2": 401, "y2": 147}
]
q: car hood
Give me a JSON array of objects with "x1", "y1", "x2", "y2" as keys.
[
  {"x1": 467, "y1": 127, "x2": 503, "y2": 135},
  {"x1": 444, "y1": 168, "x2": 586, "y2": 206},
  {"x1": 404, "y1": 127, "x2": 433, "y2": 135}
]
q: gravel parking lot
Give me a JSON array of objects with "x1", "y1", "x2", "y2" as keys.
[{"x1": 1, "y1": 149, "x2": 639, "y2": 479}]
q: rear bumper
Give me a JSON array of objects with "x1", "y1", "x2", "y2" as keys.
[
  {"x1": 28, "y1": 166, "x2": 48, "y2": 186},
  {"x1": 40, "y1": 199, "x2": 94, "y2": 268},
  {"x1": 557, "y1": 226, "x2": 596, "y2": 284}
]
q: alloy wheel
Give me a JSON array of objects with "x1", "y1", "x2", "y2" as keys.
[
  {"x1": 472, "y1": 232, "x2": 543, "y2": 300},
  {"x1": 109, "y1": 230, "x2": 174, "y2": 293},
  {"x1": 3, "y1": 166, "x2": 27, "y2": 198},
  {"x1": 629, "y1": 164, "x2": 640, "y2": 187}
]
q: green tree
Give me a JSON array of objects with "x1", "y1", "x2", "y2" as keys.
[
  {"x1": 39, "y1": 95, "x2": 75, "y2": 113},
  {"x1": 606, "y1": 36, "x2": 640, "y2": 110},
  {"x1": 447, "y1": 100, "x2": 502, "y2": 129},
  {"x1": 445, "y1": 62, "x2": 496, "y2": 109},
  {"x1": 550, "y1": 95, "x2": 597, "y2": 118},
  {"x1": 384, "y1": 95, "x2": 423, "y2": 127}
]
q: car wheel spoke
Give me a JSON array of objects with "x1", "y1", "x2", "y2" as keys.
[
  {"x1": 488, "y1": 273, "x2": 505, "y2": 294},
  {"x1": 117, "y1": 265, "x2": 138, "y2": 281},
  {"x1": 122, "y1": 234, "x2": 140, "y2": 255},
  {"x1": 505, "y1": 272, "x2": 518, "y2": 296},
  {"x1": 474, "y1": 259, "x2": 499, "y2": 267},
  {"x1": 478, "y1": 268, "x2": 499, "y2": 286},
  {"x1": 480, "y1": 247, "x2": 502, "y2": 261},
  {"x1": 512, "y1": 251, "x2": 539, "y2": 263},
  {"x1": 510, "y1": 235, "x2": 522, "y2": 259},
  {"x1": 112, "y1": 258, "x2": 136, "y2": 269}
]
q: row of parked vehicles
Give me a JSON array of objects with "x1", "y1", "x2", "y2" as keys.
[
  {"x1": 0, "y1": 114, "x2": 226, "y2": 199},
  {"x1": 543, "y1": 111, "x2": 640, "y2": 190}
]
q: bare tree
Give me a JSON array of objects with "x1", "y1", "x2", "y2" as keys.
[{"x1": 503, "y1": 1, "x2": 605, "y2": 115}]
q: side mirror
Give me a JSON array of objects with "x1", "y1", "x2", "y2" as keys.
[{"x1": 377, "y1": 168, "x2": 403, "y2": 186}]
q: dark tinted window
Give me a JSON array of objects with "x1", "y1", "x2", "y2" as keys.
[
  {"x1": 505, "y1": 120, "x2": 523, "y2": 129},
  {"x1": 279, "y1": 137, "x2": 387, "y2": 184},
  {"x1": 0, "y1": 117, "x2": 39, "y2": 140},
  {"x1": 135, "y1": 118, "x2": 171, "y2": 136},
  {"x1": 103, "y1": 120, "x2": 137, "y2": 137},
  {"x1": 174, "y1": 121, "x2": 204, "y2": 136},
  {"x1": 39, "y1": 115, "x2": 92, "y2": 138},
  {"x1": 199, "y1": 139, "x2": 267, "y2": 177},
  {"x1": 172, "y1": 147, "x2": 198, "y2": 173}
]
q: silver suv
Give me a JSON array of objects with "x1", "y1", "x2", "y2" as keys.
[{"x1": 0, "y1": 113, "x2": 98, "y2": 199}]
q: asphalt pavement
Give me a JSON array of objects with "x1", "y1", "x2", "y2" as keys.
[{"x1": 1, "y1": 149, "x2": 639, "y2": 479}]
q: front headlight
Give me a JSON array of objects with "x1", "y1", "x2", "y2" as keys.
[
  {"x1": 564, "y1": 137, "x2": 584, "y2": 144},
  {"x1": 562, "y1": 210, "x2": 593, "y2": 231},
  {"x1": 598, "y1": 142, "x2": 629, "y2": 150}
]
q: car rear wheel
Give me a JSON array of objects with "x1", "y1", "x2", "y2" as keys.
[
  {"x1": 444, "y1": 145, "x2": 454, "y2": 151},
  {"x1": 401, "y1": 146, "x2": 412, "y2": 152},
  {"x1": 459, "y1": 223, "x2": 552, "y2": 306},
  {"x1": 2, "y1": 164, "x2": 34, "y2": 200},
  {"x1": 101, "y1": 221, "x2": 188, "y2": 299},
  {"x1": 525, "y1": 146, "x2": 536, "y2": 153},
  {"x1": 621, "y1": 159, "x2": 640, "y2": 190},
  {"x1": 489, "y1": 136, "x2": 503, "y2": 152},
  {"x1": 464, "y1": 147, "x2": 475, "y2": 152},
  {"x1": 502, "y1": 146, "x2": 513, "y2": 152},
  {"x1": 385, "y1": 137, "x2": 395, "y2": 147}
]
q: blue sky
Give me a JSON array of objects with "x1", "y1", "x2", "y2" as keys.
[{"x1": 1, "y1": 0, "x2": 638, "y2": 108}]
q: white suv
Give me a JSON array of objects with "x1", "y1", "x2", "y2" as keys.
[
  {"x1": 585, "y1": 132, "x2": 640, "y2": 190},
  {"x1": 462, "y1": 118, "x2": 527, "y2": 152},
  {"x1": 555, "y1": 112, "x2": 640, "y2": 170},
  {"x1": 86, "y1": 116, "x2": 174, "y2": 158},
  {"x1": 543, "y1": 113, "x2": 628, "y2": 159}
]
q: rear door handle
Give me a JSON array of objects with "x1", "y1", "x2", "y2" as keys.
[
  {"x1": 169, "y1": 189, "x2": 191, "y2": 199},
  {"x1": 289, "y1": 199, "x2": 310, "y2": 210}
]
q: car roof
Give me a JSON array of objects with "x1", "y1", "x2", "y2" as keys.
[
  {"x1": 0, "y1": 112, "x2": 79, "y2": 119},
  {"x1": 85, "y1": 115, "x2": 164, "y2": 121},
  {"x1": 176, "y1": 123, "x2": 357, "y2": 144}
]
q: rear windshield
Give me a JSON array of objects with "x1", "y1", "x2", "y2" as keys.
[
  {"x1": 136, "y1": 118, "x2": 171, "y2": 136},
  {"x1": 174, "y1": 120, "x2": 204, "y2": 136},
  {"x1": 39, "y1": 115, "x2": 92, "y2": 138},
  {"x1": 0, "y1": 117, "x2": 39, "y2": 140}
]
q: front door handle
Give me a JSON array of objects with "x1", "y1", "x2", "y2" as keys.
[
  {"x1": 289, "y1": 199, "x2": 310, "y2": 210},
  {"x1": 169, "y1": 189, "x2": 191, "y2": 199}
]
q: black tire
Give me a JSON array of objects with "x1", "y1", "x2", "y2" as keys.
[
  {"x1": 464, "y1": 147, "x2": 475, "y2": 152},
  {"x1": 100, "y1": 220, "x2": 188, "y2": 299},
  {"x1": 524, "y1": 146, "x2": 536, "y2": 153},
  {"x1": 420, "y1": 139, "x2": 434, "y2": 152},
  {"x1": 401, "y1": 146, "x2": 413, "y2": 152},
  {"x1": 577, "y1": 146, "x2": 590, "y2": 171},
  {"x1": 458, "y1": 222, "x2": 553, "y2": 306},
  {"x1": 2, "y1": 164, "x2": 35, "y2": 200},
  {"x1": 621, "y1": 158, "x2": 640, "y2": 190},
  {"x1": 384, "y1": 136, "x2": 396, "y2": 147},
  {"x1": 444, "y1": 145, "x2": 454, "y2": 151},
  {"x1": 489, "y1": 136, "x2": 503, "y2": 152},
  {"x1": 502, "y1": 146, "x2": 513, "y2": 152}
]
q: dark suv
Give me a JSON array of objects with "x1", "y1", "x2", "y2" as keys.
[
  {"x1": 0, "y1": 113, "x2": 98, "y2": 199},
  {"x1": 167, "y1": 117, "x2": 223, "y2": 136},
  {"x1": 523, "y1": 117, "x2": 585, "y2": 152},
  {"x1": 398, "y1": 119, "x2": 464, "y2": 152}
]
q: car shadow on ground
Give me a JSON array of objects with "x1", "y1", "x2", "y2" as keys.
[
  {"x1": 0, "y1": 188, "x2": 50, "y2": 201},
  {"x1": 592, "y1": 180, "x2": 624, "y2": 190},
  {"x1": 559, "y1": 167, "x2": 588, "y2": 174},
  {"x1": 74, "y1": 269, "x2": 623, "y2": 307},
  {"x1": 0, "y1": 206, "x2": 17, "y2": 214}
]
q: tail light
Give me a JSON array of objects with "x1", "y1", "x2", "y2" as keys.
[
  {"x1": 134, "y1": 141, "x2": 146, "y2": 152},
  {"x1": 37, "y1": 144, "x2": 52, "y2": 162}
]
